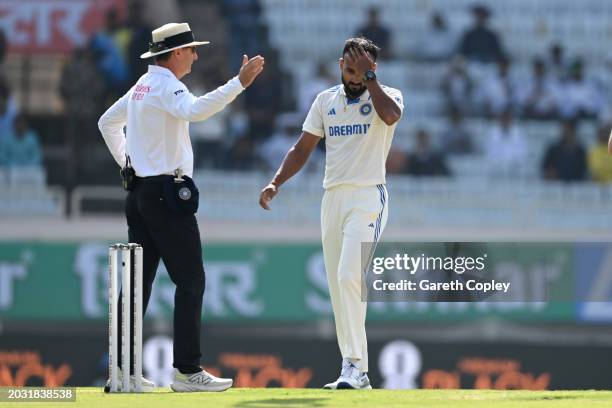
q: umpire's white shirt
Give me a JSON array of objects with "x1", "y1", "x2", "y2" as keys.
[
  {"x1": 98, "y1": 65, "x2": 244, "y2": 177},
  {"x1": 302, "y1": 84, "x2": 403, "y2": 189}
]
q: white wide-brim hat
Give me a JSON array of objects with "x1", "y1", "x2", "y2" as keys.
[{"x1": 140, "y1": 22, "x2": 210, "y2": 59}]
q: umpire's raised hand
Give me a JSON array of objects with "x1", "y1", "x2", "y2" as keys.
[{"x1": 238, "y1": 54, "x2": 265, "y2": 88}]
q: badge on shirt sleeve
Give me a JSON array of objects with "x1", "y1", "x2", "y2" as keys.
[{"x1": 360, "y1": 103, "x2": 372, "y2": 116}]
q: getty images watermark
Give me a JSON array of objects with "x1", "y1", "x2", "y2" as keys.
[
  {"x1": 360, "y1": 242, "x2": 612, "y2": 303},
  {"x1": 370, "y1": 252, "x2": 511, "y2": 294}
]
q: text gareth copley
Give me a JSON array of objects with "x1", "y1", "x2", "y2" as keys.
[{"x1": 372, "y1": 279, "x2": 511, "y2": 294}]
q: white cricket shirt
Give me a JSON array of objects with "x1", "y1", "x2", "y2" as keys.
[
  {"x1": 98, "y1": 65, "x2": 244, "y2": 177},
  {"x1": 302, "y1": 84, "x2": 403, "y2": 189}
]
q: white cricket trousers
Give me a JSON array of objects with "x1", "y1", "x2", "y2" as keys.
[{"x1": 321, "y1": 183, "x2": 388, "y2": 373}]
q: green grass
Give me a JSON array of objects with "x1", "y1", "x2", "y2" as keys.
[{"x1": 3, "y1": 388, "x2": 612, "y2": 408}]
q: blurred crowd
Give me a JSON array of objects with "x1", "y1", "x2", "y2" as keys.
[
  {"x1": 1, "y1": 0, "x2": 611, "y2": 188},
  {"x1": 383, "y1": 4, "x2": 612, "y2": 182}
]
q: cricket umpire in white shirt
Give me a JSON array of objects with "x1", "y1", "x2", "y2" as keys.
[
  {"x1": 98, "y1": 22, "x2": 264, "y2": 392},
  {"x1": 259, "y1": 37, "x2": 403, "y2": 390}
]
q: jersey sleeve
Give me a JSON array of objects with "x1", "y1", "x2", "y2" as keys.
[
  {"x1": 384, "y1": 87, "x2": 404, "y2": 114},
  {"x1": 98, "y1": 87, "x2": 132, "y2": 168},
  {"x1": 302, "y1": 93, "x2": 325, "y2": 138},
  {"x1": 161, "y1": 77, "x2": 244, "y2": 122}
]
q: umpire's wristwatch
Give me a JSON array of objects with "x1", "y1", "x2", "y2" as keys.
[{"x1": 364, "y1": 70, "x2": 377, "y2": 82}]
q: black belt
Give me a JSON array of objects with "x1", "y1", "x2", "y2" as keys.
[
  {"x1": 134, "y1": 174, "x2": 199, "y2": 214},
  {"x1": 136, "y1": 175, "x2": 174, "y2": 180}
]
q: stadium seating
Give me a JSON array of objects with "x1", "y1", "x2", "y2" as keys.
[
  {"x1": 185, "y1": 170, "x2": 612, "y2": 232},
  {"x1": 2, "y1": 0, "x2": 612, "y2": 224},
  {"x1": 262, "y1": 0, "x2": 612, "y2": 64}
]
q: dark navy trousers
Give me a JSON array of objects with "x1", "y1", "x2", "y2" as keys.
[{"x1": 117, "y1": 176, "x2": 205, "y2": 374}]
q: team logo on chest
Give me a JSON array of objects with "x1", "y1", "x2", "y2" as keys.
[{"x1": 360, "y1": 103, "x2": 373, "y2": 116}]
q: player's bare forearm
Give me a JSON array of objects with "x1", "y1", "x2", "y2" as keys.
[
  {"x1": 346, "y1": 45, "x2": 401, "y2": 126},
  {"x1": 608, "y1": 131, "x2": 612, "y2": 154},
  {"x1": 271, "y1": 147, "x2": 309, "y2": 186},
  {"x1": 366, "y1": 79, "x2": 402, "y2": 126},
  {"x1": 259, "y1": 132, "x2": 320, "y2": 210}
]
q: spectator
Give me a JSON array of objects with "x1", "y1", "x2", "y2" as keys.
[
  {"x1": 222, "y1": 0, "x2": 263, "y2": 72},
  {"x1": 588, "y1": 125, "x2": 612, "y2": 183},
  {"x1": 441, "y1": 56, "x2": 474, "y2": 114},
  {"x1": 257, "y1": 114, "x2": 302, "y2": 171},
  {"x1": 517, "y1": 58, "x2": 560, "y2": 119},
  {"x1": 485, "y1": 110, "x2": 527, "y2": 177},
  {"x1": 0, "y1": 30, "x2": 5, "y2": 102},
  {"x1": 225, "y1": 137, "x2": 256, "y2": 171},
  {"x1": 413, "y1": 11, "x2": 456, "y2": 61},
  {"x1": 297, "y1": 62, "x2": 335, "y2": 114},
  {"x1": 0, "y1": 28, "x2": 6, "y2": 67},
  {"x1": 458, "y1": 5, "x2": 505, "y2": 63},
  {"x1": 243, "y1": 48, "x2": 284, "y2": 141},
  {"x1": 106, "y1": 9, "x2": 132, "y2": 61},
  {"x1": 355, "y1": 7, "x2": 391, "y2": 59},
  {"x1": 0, "y1": 83, "x2": 17, "y2": 138},
  {"x1": 386, "y1": 147, "x2": 408, "y2": 174},
  {"x1": 60, "y1": 48, "x2": 105, "y2": 124},
  {"x1": 126, "y1": 1, "x2": 153, "y2": 85},
  {"x1": 185, "y1": 75, "x2": 229, "y2": 169},
  {"x1": 89, "y1": 9, "x2": 130, "y2": 98},
  {"x1": 59, "y1": 47, "x2": 106, "y2": 185},
  {"x1": 557, "y1": 59, "x2": 602, "y2": 120},
  {"x1": 442, "y1": 108, "x2": 474, "y2": 154},
  {"x1": 227, "y1": 106, "x2": 250, "y2": 141},
  {"x1": 542, "y1": 120, "x2": 586, "y2": 182},
  {"x1": 476, "y1": 56, "x2": 518, "y2": 116},
  {"x1": 0, "y1": 114, "x2": 42, "y2": 168},
  {"x1": 546, "y1": 43, "x2": 569, "y2": 82},
  {"x1": 405, "y1": 129, "x2": 450, "y2": 176},
  {"x1": 594, "y1": 52, "x2": 612, "y2": 121}
]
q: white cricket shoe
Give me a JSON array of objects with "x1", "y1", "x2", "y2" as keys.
[
  {"x1": 170, "y1": 368, "x2": 233, "y2": 392},
  {"x1": 104, "y1": 370, "x2": 156, "y2": 392},
  {"x1": 323, "y1": 359, "x2": 372, "y2": 390}
]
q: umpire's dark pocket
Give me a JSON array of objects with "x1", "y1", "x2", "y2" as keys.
[{"x1": 162, "y1": 175, "x2": 199, "y2": 214}]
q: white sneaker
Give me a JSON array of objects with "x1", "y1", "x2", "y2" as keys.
[
  {"x1": 170, "y1": 368, "x2": 233, "y2": 392},
  {"x1": 104, "y1": 370, "x2": 156, "y2": 392},
  {"x1": 323, "y1": 359, "x2": 372, "y2": 390}
]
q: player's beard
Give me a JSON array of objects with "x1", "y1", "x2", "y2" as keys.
[{"x1": 342, "y1": 77, "x2": 367, "y2": 99}]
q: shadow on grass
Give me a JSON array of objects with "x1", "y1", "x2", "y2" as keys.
[
  {"x1": 234, "y1": 397, "x2": 330, "y2": 407},
  {"x1": 511, "y1": 395, "x2": 583, "y2": 401}
]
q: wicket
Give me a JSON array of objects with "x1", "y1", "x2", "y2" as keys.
[{"x1": 107, "y1": 243, "x2": 143, "y2": 393}]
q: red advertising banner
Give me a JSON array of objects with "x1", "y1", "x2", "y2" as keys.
[
  {"x1": 1, "y1": 328, "x2": 611, "y2": 389},
  {"x1": 0, "y1": 0, "x2": 125, "y2": 54}
]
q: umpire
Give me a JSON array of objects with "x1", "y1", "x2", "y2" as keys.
[{"x1": 98, "y1": 22, "x2": 264, "y2": 392}]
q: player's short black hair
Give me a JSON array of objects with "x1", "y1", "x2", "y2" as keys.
[{"x1": 343, "y1": 37, "x2": 380, "y2": 62}]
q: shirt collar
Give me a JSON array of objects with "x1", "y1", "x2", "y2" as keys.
[
  {"x1": 148, "y1": 65, "x2": 174, "y2": 77},
  {"x1": 338, "y1": 85, "x2": 369, "y2": 103}
]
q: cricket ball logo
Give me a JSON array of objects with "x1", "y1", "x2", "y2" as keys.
[{"x1": 360, "y1": 103, "x2": 372, "y2": 116}]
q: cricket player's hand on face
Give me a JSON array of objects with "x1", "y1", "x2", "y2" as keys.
[
  {"x1": 346, "y1": 45, "x2": 375, "y2": 77},
  {"x1": 259, "y1": 183, "x2": 278, "y2": 210},
  {"x1": 238, "y1": 54, "x2": 265, "y2": 88}
]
